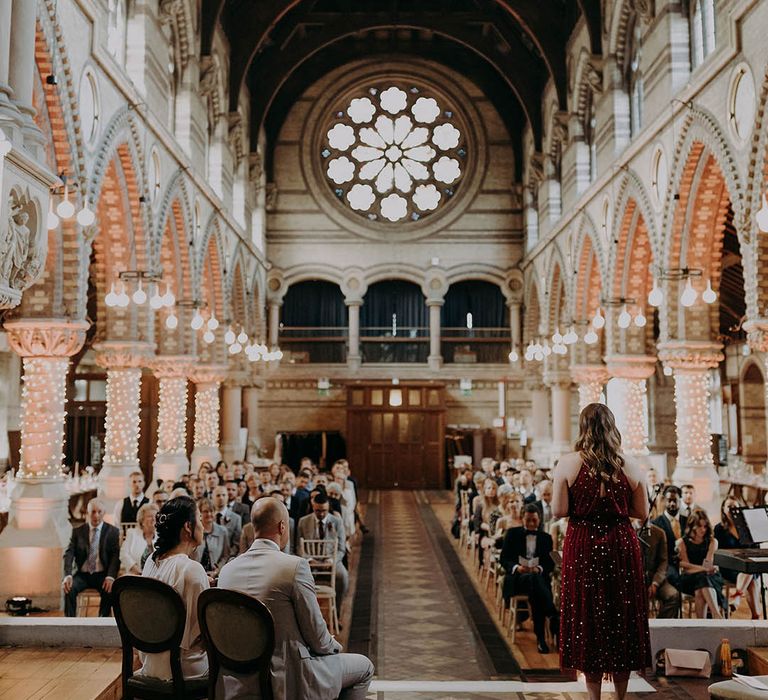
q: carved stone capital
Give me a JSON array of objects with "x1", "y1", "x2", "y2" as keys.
[
  {"x1": 4, "y1": 319, "x2": 89, "y2": 358},
  {"x1": 585, "y1": 58, "x2": 603, "y2": 94},
  {"x1": 543, "y1": 370, "x2": 572, "y2": 389},
  {"x1": 249, "y1": 152, "x2": 263, "y2": 188},
  {"x1": 265, "y1": 183, "x2": 278, "y2": 211},
  {"x1": 570, "y1": 364, "x2": 610, "y2": 386},
  {"x1": 223, "y1": 370, "x2": 249, "y2": 389},
  {"x1": 158, "y1": 0, "x2": 182, "y2": 24},
  {"x1": 552, "y1": 111, "x2": 569, "y2": 145},
  {"x1": 657, "y1": 341, "x2": 723, "y2": 371},
  {"x1": 631, "y1": 0, "x2": 654, "y2": 23},
  {"x1": 605, "y1": 354, "x2": 656, "y2": 380},
  {"x1": 93, "y1": 341, "x2": 154, "y2": 370},
  {"x1": 524, "y1": 376, "x2": 547, "y2": 393},
  {"x1": 744, "y1": 319, "x2": 768, "y2": 353},
  {"x1": 188, "y1": 363, "x2": 228, "y2": 386},
  {"x1": 152, "y1": 355, "x2": 195, "y2": 379}
]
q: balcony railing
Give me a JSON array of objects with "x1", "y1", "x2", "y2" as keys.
[
  {"x1": 279, "y1": 326, "x2": 348, "y2": 363},
  {"x1": 360, "y1": 326, "x2": 429, "y2": 363},
  {"x1": 441, "y1": 327, "x2": 511, "y2": 364}
]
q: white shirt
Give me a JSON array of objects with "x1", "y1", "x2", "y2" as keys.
[{"x1": 120, "y1": 527, "x2": 153, "y2": 575}]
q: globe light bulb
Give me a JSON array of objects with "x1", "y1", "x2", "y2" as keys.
[
  {"x1": 552, "y1": 327, "x2": 563, "y2": 344},
  {"x1": 132, "y1": 281, "x2": 147, "y2": 305},
  {"x1": 229, "y1": 342, "x2": 242, "y2": 355},
  {"x1": 564, "y1": 327, "x2": 578, "y2": 344},
  {"x1": 162, "y1": 283, "x2": 175, "y2": 307},
  {"x1": 165, "y1": 312, "x2": 178, "y2": 330},
  {"x1": 56, "y1": 184, "x2": 75, "y2": 219},
  {"x1": 224, "y1": 327, "x2": 236, "y2": 345},
  {"x1": 648, "y1": 280, "x2": 663, "y2": 307},
  {"x1": 237, "y1": 329, "x2": 248, "y2": 344},
  {"x1": 592, "y1": 307, "x2": 605, "y2": 329},
  {"x1": 191, "y1": 309, "x2": 204, "y2": 330},
  {"x1": 680, "y1": 277, "x2": 697, "y2": 307},
  {"x1": 203, "y1": 330, "x2": 215, "y2": 344},
  {"x1": 542, "y1": 342, "x2": 552, "y2": 357},
  {"x1": 47, "y1": 199, "x2": 60, "y2": 230},
  {"x1": 508, "y1": 349, "x2": 519, "y2": 363},
  {"x1": 247, "y1": 347, "x2": 259, "y2": 362},
  {"x1": 702, "y1": 279, "x2": 717, "y2": 304},
  {"x1": 275, "y1": 349, "x2": 284, "y2": 360},
  {"x1": 105, "y1": 282, "x2": 118, "y2": 307},
  {"x1": 634, "y1": 311, "x2": 647, "y2": 328},
  {"x1": 617, "y1": 305, "x2": 631, "y2": 329},
  {"x1": 524, "y1": 343, "x2": 534, "y2": 362},
  {"x1": 584, "y1": 329, "x2": 598, "y2": 345},
  {"x1": 207, "y1": 315, "x2": 219, "y2": 331},
  {"x1": 77, "y1": 204, "x2": 95, "y2": 226},
  {"x1": 663, "y1": 365, "x2": 673, "y2": 377},
  {"x1": 757, "y1": 193, "x2": 768, "y2": 233},
  {"x1": 534, "y1": 350, "x2": 544, "y2": 361},
  {"x1": 149, "y1": 285, "x2": 164, "y2": 309},
  {"x1": 117, "y1": 282, "x2": 130, "y2": 307}
]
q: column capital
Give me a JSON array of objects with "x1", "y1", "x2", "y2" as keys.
[
  {"x1": 93, "y1": 341, "x2": 154, "y2": 370},
  {"x1": 4, "y1": 319, "x2": 89, "y2": 358},
  {"x1": 426, "y1": 298, "x2": 444, "y2": 307},
  {"x1": 524, "y1": 375, "x2": 546, "y2": 392},
  {"x1": 151, "y1": 354, "x2": 195, "y2": 378},
  {"x1": 223, "y1": 370, "x2": 249, "y2": 388},
  {"x1": 188, "y1": 363, "x2": 228, "y2": 385},
  {"x1": 570, "y1": 364, "x2": 610, "y2": 386},
  {"x1": 657, "y1": 341, "x2": 723, "y2": 371},
  {"x1": 344, "y1": 297, "x2": 363, "y2": 307},
  {"x1": 744, "y1": 319, "x2": 768, "y2": 353},
  {"x1": 543, "y1": 370, "x2": 572, "y2": 389},
  {"x1": 605, "y1": 354, "x2": 656, "y2": 380}
]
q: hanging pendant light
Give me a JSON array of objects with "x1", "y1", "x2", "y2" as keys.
[
  {"x1": 648, "y1": 279, "x2": 663, "y2": 307},
  {"x1": 702, "y1": 279, "x2": 717, "y2": 304},
  {"x1": 56, "y1": 184, "x2": 75, "y2": 219},
  {"x1": 47, "y1": 198, "x2": 60, "y2": 230},
  {"x1": 680, "y1": 277, "x2": 697, "y2": 307},
  {"x1": 617, "y1": 305, "x2": 631, "y2": 329},
  {"x1": 592, "y1": 307, "x2": 605, "y2": 329}
]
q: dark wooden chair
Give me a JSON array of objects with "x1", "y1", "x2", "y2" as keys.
[
  {"x1": 111, "y1": 575, "x2": 209, "y2": 700},
  {"x1": 198, "y1": 588, "x2": 276, "y2": 700}
]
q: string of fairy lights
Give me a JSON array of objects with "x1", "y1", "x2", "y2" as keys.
[
  {"x1": 615, "y1": 377, "x2": 650, "y2": 456},
  {"x1": 155, "y1": 376, "x2": 188, "y2": 455},
  {"x1": 672, "y1": 371, "x2": 713, "y2": 467},
  {"x1": 193, "y1": 384, "x2": 220, "y2": 448},
  {"x1": 102, "y1": 368, "x2": 142, "y2": 464},
  {"x1": 577, "y1": 381, "x2": 603, "y2": 413}
]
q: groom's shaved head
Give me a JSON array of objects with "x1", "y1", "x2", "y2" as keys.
[{"x1": 251, "y1": 497, "x2": 288, "y2": 536}]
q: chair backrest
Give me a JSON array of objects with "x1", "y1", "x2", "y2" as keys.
[
  {"x1": 198, "y1": 588, "x2": 275, "y2": 699},
  {"x1": 460, "y1": 489, "x2": 470, "y2": 519},
  {"x1": 299, "y1": 538, "x2": 337, "y2": 588},
  {"x1": 111, "y1": 575, "x2": 188, "y2": 695}
]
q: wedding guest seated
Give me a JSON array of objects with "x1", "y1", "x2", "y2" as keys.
[
  {"x1": 236, "y1": 479, "x2": 248, "y2": 502},
  {"x1": 204, "y1": 471, "x2": 219, "y2": 498},
  {"x1": 62, "y1": 498, "x2": 120, "y2": 617},
  {"x1": 680, "y1": 484, "x2": 702, "y2": 519},
  {"x1": 501, "y1": 504, "x2": 558, "y2": 653},
  {"x1": 646, "y1": 467, "x2": 662, "y2": 516},
  {"x1": 215, "y1": 460, "x2": 228, "y2": 482},
  {"x1": 218, "y1": 498, "x2": 373, "y2": 699},
  {"x1": 120, "y1": 503, "x2": 158, "y2": 575},
  {"x1": 494, "y1": 491, "x2": 524, "y2": 539},
  {"x1": 211, "y1": 485, "x2": 242, "y2": 555},
  {"x1": 138, "y1": 496, "x2": 209, "y2": 682},
  {"x1": 652, "y1": 485, "x2": 687, "y2": 591},
  {"x1": 224, "y1": 479, "x2": 250, "y2": 527},
  {"x1": 473, "y1": 478, "x2": 501, "y2": 565},
  {"x1": 114, "y1": 471, "x2": 149, "y2": 525},
  {"x1": 715, "y1": 495, "x2": 761, "y2": 618},
  {"x1": 633, "y1": 518, "x2": 680, "y2": 618},
  {"x1": 152, "y1": 489, "x2": 170, "y2": 509},
  {"x1": 534, "y1": 480, "x2": 554, "y2": 531},
  {"x1": 297, "y1": 493, "x2": 348, "y2": 601},
  {"x1": 242, "y1": 473, "x2": 261, "y2": 510},
  {"x1": 678, "y1": 509, "x2": 724, "y2": 619},
  {"x1": 289, "y1": 470, "x2": 312, "y2": 522},
  {"x1": 518, "y1": 469, "x2": 536, "y2": 503},
  {"x1": 192, "y1": 498, "x2": 230, "y2": 580},
  {"x1": 232, "y1": 461, "x2": 245, "y2": 481}
]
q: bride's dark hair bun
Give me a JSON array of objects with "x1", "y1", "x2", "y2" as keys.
[{"x1": 152, "y1": 496, "x2": 197, "y2": 562}]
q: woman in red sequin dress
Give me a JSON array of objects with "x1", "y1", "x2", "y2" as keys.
[{"x1": 553, "y1": 403, "x2": 651, "y2": 700}]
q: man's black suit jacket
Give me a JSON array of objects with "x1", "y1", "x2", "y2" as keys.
[
  {"x1": 120, "y1": 495, "x2": 149, "y2": 524},
  {"x1": 500, "y1": 526, "x2": 555, "y2": 583},
  {"x1": 652, "y1": 513, "x2": 687, "y2": 568},
  {"x1": 289, "y1": 487, "x2": 311, "y2": 522},
  {"x1": 63, "y1": 522, "x2": 120, "y2": 579}
]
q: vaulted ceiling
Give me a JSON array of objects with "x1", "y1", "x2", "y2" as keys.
[{"x1": 202, "y1": 0, "x2": 602, "y2": 177}]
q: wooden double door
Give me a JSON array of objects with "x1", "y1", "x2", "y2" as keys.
[{"x1": 346, "y1": 384, "x2": 445, "y2": 489}]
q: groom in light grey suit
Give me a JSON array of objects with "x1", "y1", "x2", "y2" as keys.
[{"x1": 218, "y1": 498, "x2": 373, "y2": 700}]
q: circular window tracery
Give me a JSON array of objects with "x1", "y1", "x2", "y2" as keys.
[{"x1": 321, "y1": 84, "x2": 467, "y2": 223}]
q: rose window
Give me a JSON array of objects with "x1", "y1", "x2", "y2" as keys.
[{"x1": 322, "y1": 85, "x2": 467, "y2": 223}]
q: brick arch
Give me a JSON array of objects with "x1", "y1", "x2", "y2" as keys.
[
  {"x1": 574, "y1": 233, "x2": 602, "y2": 322},
  {"x1": 230, "y1": 260, "x2": 248, "y2": 331},
  {"x1": 664, "y1": 143, "x2": 734, "y2": 342},
  {"x1": 200, "y1": 227, "x2": 225, "y2": 324},
  {"x1": 548, "y1": 262, "x2": 566, "y2": 334},
  {"x1": 156, "y1": 171, "x2": 193, "y2": 257},
  {"x1": 523, "y1": 276, "x2": 542, "y2": 344}
]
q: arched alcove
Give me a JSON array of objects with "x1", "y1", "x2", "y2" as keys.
[
  {"x1": 740, "y1": 363, "x2": 767, "y2": 468},
  {"x1": 281, "y1": 281, "x2": 347, "y2": 363}
]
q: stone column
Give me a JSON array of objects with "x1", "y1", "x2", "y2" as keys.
[
  {"x1": 427, "y1": 300, "x2": 443, "y2": 371},
  {"x1": 545, "y1": 371, "x2": 573, "y2": 459},
  {"x1": 605, "y1": 355, "x2": 656, "y2": 456},
  {"x1": 0, "y1": 0, "x2": 17, "y2": 115},
  {"x1": 152, "y1": 355, "x2": 194, "y2": 482},
  {"x1": 220, "y1": 379, "x2": 243, "y2": 465},
  {"x1": 268, "y1": 301, "x2": 281, "y2": 349},
  {"x1": 346, "y1": 300, "x2": 362, "y2": 371},
  {"x1": 658, "y1": 341, "x2": 724, "y2": 517},
  {"x1": 571, "y1": 364, "x2": 610, "y2": 413},
  {"x1": 526, "y1": 378, "x2": 551, "y2": 463},
  {"x1": 0, "y1": 319, "x2": 88, "y2": 609},
  {"x1": 188, "y1": 364, "x2": 227, "y2": 471},
  {"x1": 244, "y1": 383, "x2": 262, "y2": 461},
  {"x1": 508, "y1": 301, "x2": 521, "y2": 351},
  {"x1": 8, "y1": 0, "x2": 43, "y2": 151},
  {"x1": 94, "y1": 341, "x2": 153, "y2": 522},
  {"x1": 746, "y1": 323, "x2": 768, "y2": 472}
]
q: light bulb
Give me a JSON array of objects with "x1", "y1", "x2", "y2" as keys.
[
  {"x1": 552, "y1": 328, "x2": 563, "y2": 344},
  {"x1": 247, "y1": 348, "x2": 259, "y2": 361},
  {"x1": 207, "y1": 315, "x2": 219, "y2": 331},
  {"x1": 534, "y1": 350, "x2": 544, "y2": 361},
  {"x1": 564, "y1": 327, "x2": 578, "y2": 344},
  {"x1": 702, "y1": 279, "x2": 717, "y2": 304},
  {"x1": 229, "y1": 342, "x2": 242, "y2": 355},
  {"x1": 56, "y1": 184, "x2": 75, "y2": 219},
  {"x1": 105, "y1": 282, "x2": 117, "y2": 307},
  {"x1": 648, "y1": 280, "x2": 663, "y2": 307},
  {"x1": 592, "y1": 307, "x2": 605, "y2": 329},
  {"x1": 117, "y1": 282, "x2": 130, "y2": 307},
  {"x1": 617, "y1": 305, "x2": 631, "y2": 329},
  {"x1": 165, "y1": 312, "x2": 178, "y2": 330},
  {"x1": 132, "y1": 281, "x2": 147, "y2": 305},
  {"x1": 76, "y1": 204, "x2": 95, "y2": 226},
  {"x1": 634, "y1": 312, "x2": 647, "y2": 328},
  {"x1": 757, "y1": 193, "x2": 768, "y2": 233},
  {"x1": 149, "y1": 286, "x2": 164, "y2": 309},
  {"x1": 224, "y1": 327, "x2": 236, "y2": 345},
  {"x1": 191, "y1": 309, "x2": 204, "y2": 330},
  {"x1": 584, "y1": 329, "x2": 598, "y2": 344},
  {"x1": 162, "y1": 283, "x2": 175, "y2": 307},
  {"x1": 508, "y1": 349, "x2": 519, "y2": 362},
  {"x1": 663, "y1": 365, "x2": 673, "y2": 377},
  {"x1": 47, "y1": 199, "x2": 59, "y2": 230},
  {"x1": 542, "y1": 343, "x2": 552, "y2": 357},
  {"x1": 203, "y1": 330, "x2": 215, "y2": 344},
  {"x1": 237, "y1": 329, "x2": 248, "y2": 344},
  {"x1": 275, "y1": 349, "x2": 284, "y2": 360},
  {"x1": 680, "y1": 278, "x2": 697, "y2": 307}
]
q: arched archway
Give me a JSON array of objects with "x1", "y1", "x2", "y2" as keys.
[{"x1": 740, "y1": 362, "x2": 767, "y2": 467}]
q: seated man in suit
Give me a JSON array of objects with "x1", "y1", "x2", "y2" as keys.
[
  {"x1": 679, "y1": 484, "x2": 703, "y2": 519},
  {"x1": 633, "y1": 518, "x2": 680, "y2": 618},
  {"x1": 218, "y1": 498, "x2": 373, "y2": 700},
  {"x1": 289, "y1": 470, "x2": 312, "y2": 522},
  {"x1": 224, "y1": 479, "x2": 251, "y2": 527},
  {"x1": 501, "y1": 504, "x2": 558, "y2": 653},
  {"x1": 298, "y1": 492, "x2": 349, "y2": 603},
  {"x1": 211, "y1": 485, "x2": 242, "y2": 557},
  {"x1": 61, "y1": 498, "x2": 120, "y2": 616},
  {"x1": 113, "y1": 470, "x2": 149, "y2": 525},
  {"x1": 652, "y1": 485, "x2": 687, "y2": 590},
  {"x1": 534, "y1": 480, "x2": 554, "y2": 531}
]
